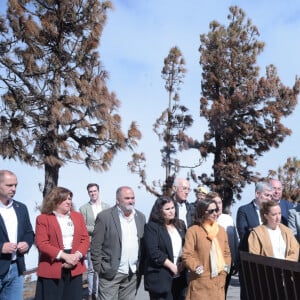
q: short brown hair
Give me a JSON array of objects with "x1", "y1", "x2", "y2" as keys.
[
  {"x1": 41, "y1": 187, "x2": 73, "y2": 214},
  {"x1": 86, "y1": 183, "x2": 99, "y2": 191},
  {"x1": 206, "y1": 191, "x2": 220, "y2": 200}
]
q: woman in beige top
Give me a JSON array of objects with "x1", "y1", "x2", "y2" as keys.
[
  {"x1": 248, "y1": 200, "x2": 299, "y2": 261},
  {"x1": 182, "y1": 198, "x2": 231, "y2": 300}
]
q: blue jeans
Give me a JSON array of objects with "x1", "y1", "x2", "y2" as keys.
[
  {"x1": 86, "y1": 250, "x2": 98, "y2": 296},
  {"x1": 0, "y1": 262, "x2": 23, "y2": 300}
]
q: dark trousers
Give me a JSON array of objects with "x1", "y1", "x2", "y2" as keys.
[
  {"x1": 34, "y1": 269, "x2": 82, "y2": 300},
  {"x1": 148, "y1": 274, "x2": 186, "y2": 300},
  {"x1": 149, "y1": 291, "x2": 173, "y2": 300}
]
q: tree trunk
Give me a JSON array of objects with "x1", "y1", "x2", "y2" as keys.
[{"x1": 43, "y1": 164, "x2": 60, "y2": 197}]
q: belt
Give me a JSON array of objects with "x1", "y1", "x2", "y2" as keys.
[{"x1": 11, "y1": 260, "x2": 17, "y2": 264}]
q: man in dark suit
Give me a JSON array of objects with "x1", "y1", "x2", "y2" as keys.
[
  {"x1": 172, "y1": 178, "x2": 195, "y2": 228},
  {"x1": 0, "y1": 170, "x2": 34, "y2": 300},
  {"x1": 236, "y1": 181, "x2": 273, "y2": 250},
  {"x1": 236, "y1": 181, "x2": 273, "y2": 300},
  {"x1": 91, "y1": 186, "x2": 146, "y2": 300},
  {"x1": 269, "y1": 178, "x2": 294, "y2": 226}
]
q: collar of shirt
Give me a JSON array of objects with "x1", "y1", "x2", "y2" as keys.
[
  {"x1": 52, "y1": 210, "x2": 71, "y2": 218},
  {"x1": 253, "y1": 201, "x2": 260, "y2": 210},
  {"x1": 177, "y1": 201, "x2": 186, "y2": 207},
  {"x1": 0, "y1": 198, "x2": 13, "y2": 208}
]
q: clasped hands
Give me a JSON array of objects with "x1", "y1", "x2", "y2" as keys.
[
  {"x1": 60, "y1": 251, "x2": 82, "y2": 269},
  {"x1": 2, "y1": 241, "x2": 29, "y2": 254}
]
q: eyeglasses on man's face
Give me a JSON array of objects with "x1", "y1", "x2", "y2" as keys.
[
  {"x1": 178, "y1": 186, "x2": 191, "y2": 192},
  {"x1": 124, "y1": 197, "x2": 135, "y2": 200},
  {"x1": 206, "y1": 208, "x2": 219, "y2": 214}
]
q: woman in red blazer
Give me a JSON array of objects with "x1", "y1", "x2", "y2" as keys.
[{"x1": 35, "y1": 187, "x2": 89, "y2": 300}]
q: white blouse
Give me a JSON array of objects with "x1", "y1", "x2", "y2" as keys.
[
  {"x1": 168, "y1": 227, "x2": 182, "y2": 264},
  {"x1": 267, "y1": 227, "x2": 286, "y2": 259}
]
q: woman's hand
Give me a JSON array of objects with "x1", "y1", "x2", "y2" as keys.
[
  {"x1": 60, "y1": 252, "x2": 80, "y2": 266},
  {"x1": 195, "y1": 265, "x2": 204, "y2": 275},
  {"x1": 62, "y1": 262, "x2": 75, "y2": 269},
  {"x1": 170, "y1": 263, "x2": 179, "y2": 275},
  {"x1": 164, "y1": 258, "x2": 179, "y2": 275}
]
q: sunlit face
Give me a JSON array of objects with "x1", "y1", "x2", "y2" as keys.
[
  {"x1": 264, "y1": 205, "x2": 281, "y2": 230},
  {"x1": 117, "y1": 188, "x2": 135, "y2": 215},
  {"x1": 213, "y1": 196, "x2": 223, "y2": 216},
  {"x1": 0, "y1": 173, "x2": 18, "y2": 204},
  {"x1": 205, "y1": 203, "x2": 219, "y2": 223},
  {"x1": 162, "y1": 201, "x2": 175, "y2": 224},
  {"x1": 55, "y1": 195, "x2": 72, "y2": 215},
  {"x1": 88, "y1": 186, "x2": 99, "y2": 203},
  {"x1": 270, "y1": 180, "x2": 282, "y2": 202},
  {"x1": 174, "y1": 179, "x2": 190, "y2": 203},
  {"x1": 196, "y1": 192, "x2": 207, "y2": 202},
  {"x1": 255, "y1": 189, "x2": 273, "y2": 206}
]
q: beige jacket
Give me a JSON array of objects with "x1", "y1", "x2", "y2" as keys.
[
  {"x1": 182, "y1": 224, "x2": 231, "y2": 300},
  {"x1": 248, "y1": 223, "x2": 299, "y2": 262}
]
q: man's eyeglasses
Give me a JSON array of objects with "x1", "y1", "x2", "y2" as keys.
[
  {"x1": 124, "y1": 197, "x2": 135, "y2": 200},
  {"x1": 179, "y1": 186, "x2": 191, "y2": 192},
  {"x1": 206, "y1": 208, "x2": 219, "y2": 214}
]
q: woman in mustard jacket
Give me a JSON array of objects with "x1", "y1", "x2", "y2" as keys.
[
  {"x1": 248, "y1": 200, "x2": 299, "y2": 261},
  {"x1": 35, "y1": 187, "x2": 90, "y2": 300},
  {"x1": 182, "y1": 198, "x2": 231, "y2": 300}
]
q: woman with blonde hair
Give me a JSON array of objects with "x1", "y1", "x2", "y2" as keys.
[
  {"x1": 182, "y1": 198, "x2": 231, "y2": 300},
  {"x1": 248, "y1": 200, "x2": 299, "y2": 261}
]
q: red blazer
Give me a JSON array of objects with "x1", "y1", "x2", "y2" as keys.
[{"x1": 35, "y1": 211, "x2": 90, "y2": 279}]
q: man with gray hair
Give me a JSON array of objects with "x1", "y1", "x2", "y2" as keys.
[
  {"x1": 269, "y1": 178, "x2": 293, "y2": 226},
  {"x1": 172, "y1": 178, "x2": 195, "y2": 228},
  {"x1": 236, "y1": 181, "x2": 273, "y2": 251},
  {"x1": 236, "y1": 181, "x2": 273, "y2": 300},
  {"x1": 91, "y1": 186, "x2": 146, "y2": 300}
]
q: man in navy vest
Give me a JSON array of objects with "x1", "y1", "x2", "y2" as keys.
[{"x1": 0, "y1": 170, "x2": 34, "y2": 300}]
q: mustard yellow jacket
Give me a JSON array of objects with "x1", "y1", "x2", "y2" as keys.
[{"x1": 248, "y1": 223, "x2": 299, "y2": 262}]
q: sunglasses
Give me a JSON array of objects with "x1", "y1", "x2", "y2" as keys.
[{"x1": 206, "y1": 208, "x2": 219, "y2": 214}]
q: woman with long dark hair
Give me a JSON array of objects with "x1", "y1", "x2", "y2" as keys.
[{"x1": 143, "y1": 196, "x2": 187, "y2": 300}]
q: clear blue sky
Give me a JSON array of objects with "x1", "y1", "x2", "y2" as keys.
[{"x1": 1, "y1": 0, "x2": 300, "y2": 267}]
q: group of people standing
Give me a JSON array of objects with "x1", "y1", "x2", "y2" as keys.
[
  {"x1": 236, "y1": 179, "x2": 300, "y2": 299},
  {"x1": 1, "y1": 168, "x2": 299, "y2": 300},
  {"x1": 139, "y1": 178, "x2": 235, "y2": 300}
]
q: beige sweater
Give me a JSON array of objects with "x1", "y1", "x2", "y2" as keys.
[{"x1": 248, "y1": 223, "x2": 299, "y2": 261}]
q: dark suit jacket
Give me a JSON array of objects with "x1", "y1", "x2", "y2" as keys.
[
  {"x1": 143, "y1": 221, "x2": 186, "y2": 294},
  {"x1": 35, "y1": 211, "x2": 90, "y2": 279},
  {"x1": 0, "y1": 200, "x2": 34, "y2": 277},
  {"x1": 288, "y1": 204, "x2": 300, "y2": 243},
  {"x1": 236, "y1": 201, "x2": 260, "y2": 252},
  {"x1": 91, "y1": 205, "x2": 146, "y2": 280},
  {"x1": 174, "y1": 200, "x2": 195, "y2": 228},
  {"x1": 280, "y1": 199, "x2": 294, "y2": 226}
]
